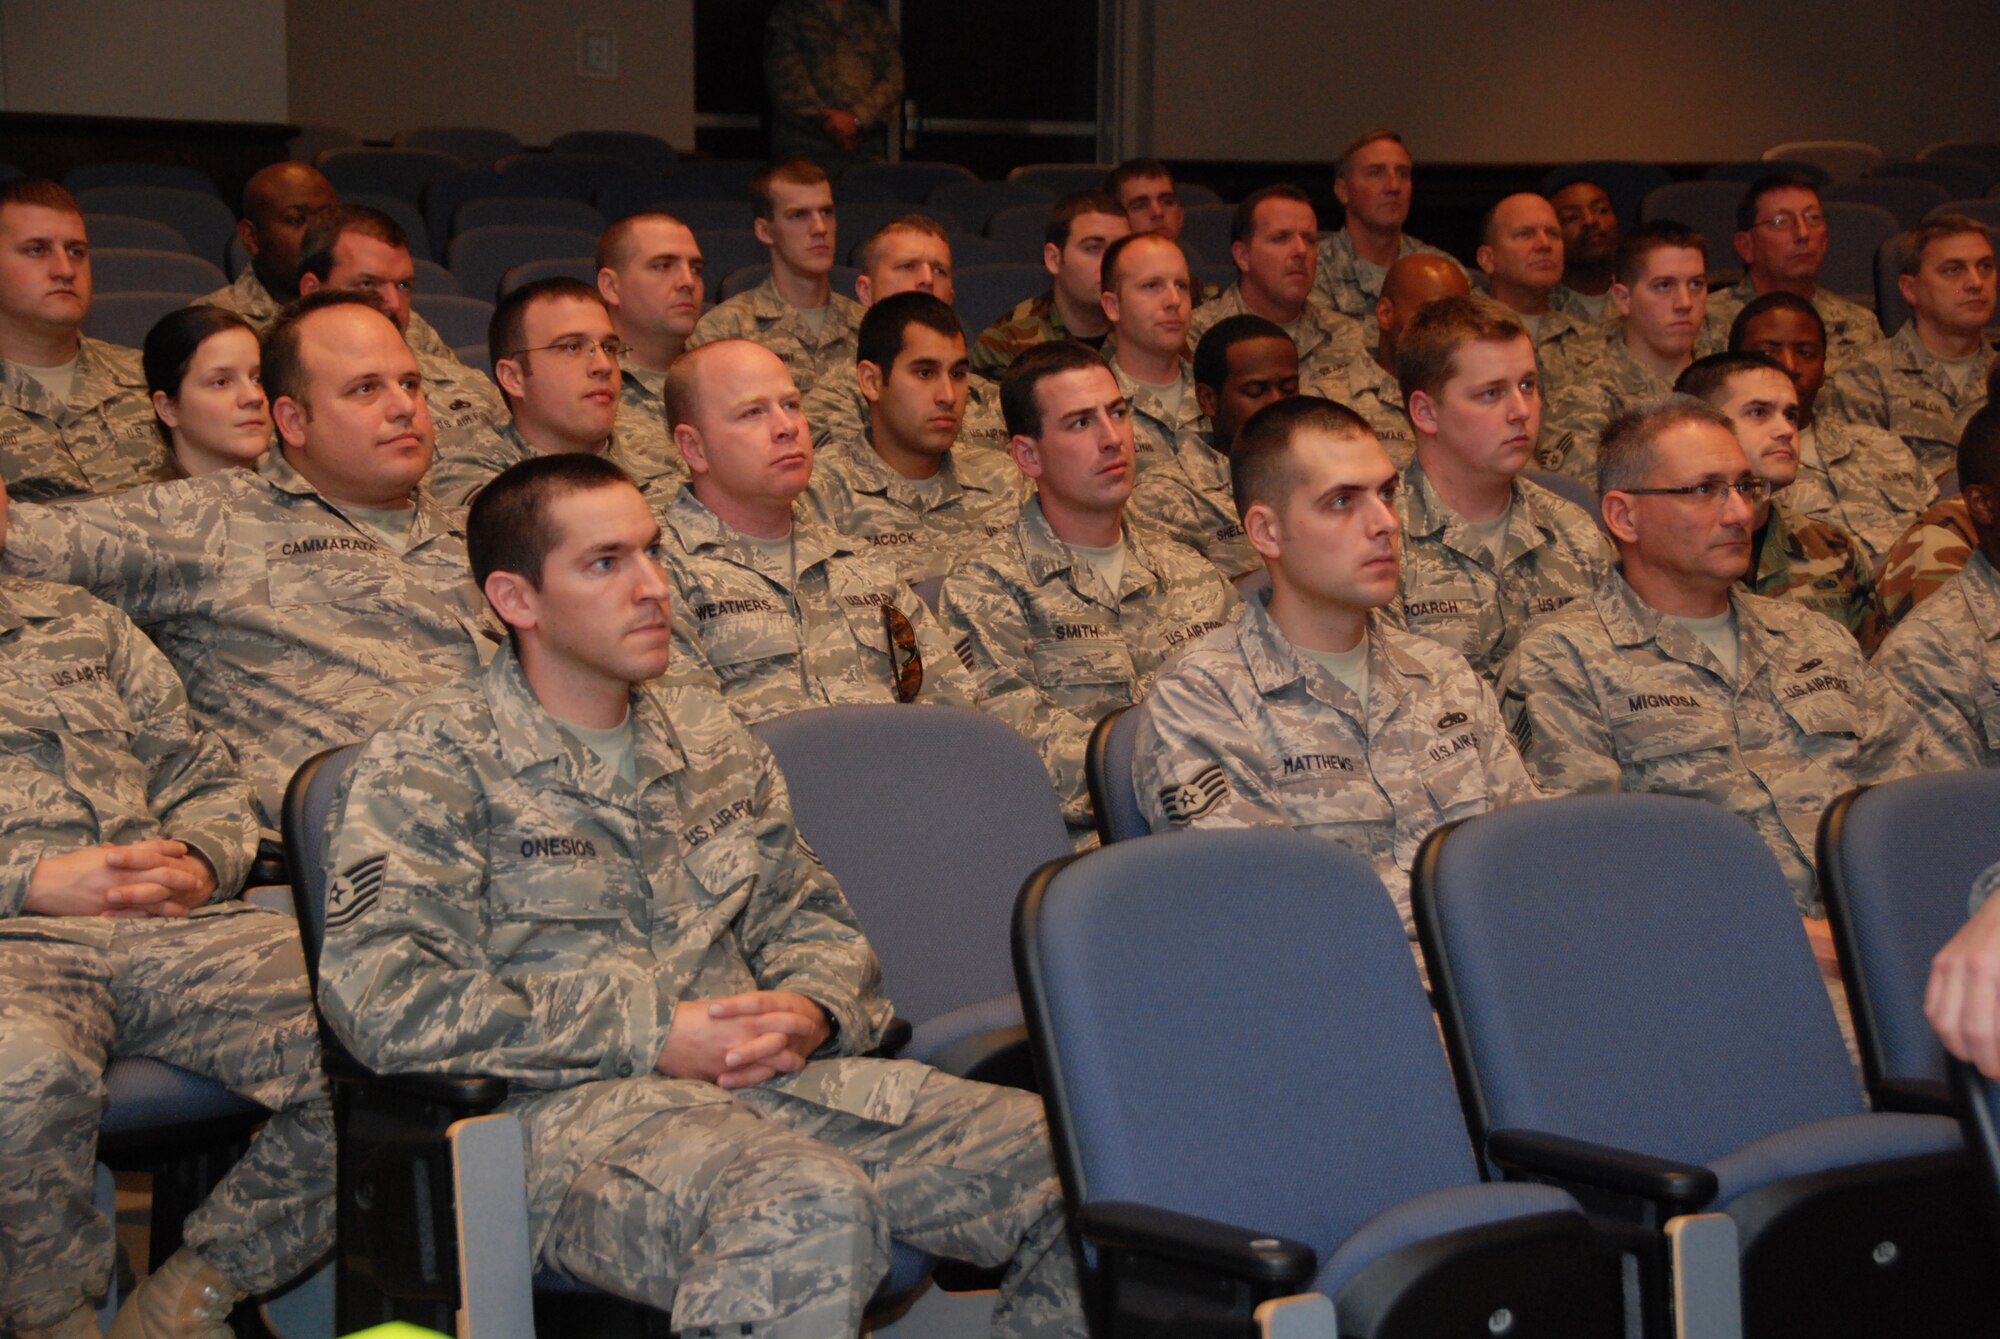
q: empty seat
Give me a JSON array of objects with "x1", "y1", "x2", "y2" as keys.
[
  {"x1": 1820, "y1": 201, "x2": 1900, "y2": 305},
  {"x1": 1178, "y1": 202, "x2": 1236, "y2": 271},
  {"x1": 690, "y1": 229, "x2": 766, "y2": 290},
  {"x1": 393, "y1": 125, "x2": 524, "y2": 170},
  {"x1": 86, "y1": 248, "x2": 226, "y2": 296},
  {"x1": 654, "y1": 199, "x2": 755, "y2": 233},
  {"x1": 1766, "y1": 140, "x2": 1886, "y2": 183},
  {"x1": 1707, "y1": 158, "x2": 1829, "y2": 186},
  {"x1": 64, "y1": 161, "x2": 219, "y2": 197},
  {"x1": 455, "y1": 196, "x2": 605, "y2": 236},
  {"x1": 345, "y1": 192, "x2": 434, "y2": 264},
  {"x1": 318, "y1": 146, "x2": 464, "y2": 208},
  {"x1": 82, "y1": 291, "x2": 197, "y2": 348},
  {"x1": 1928, "y1": 198, "x2": 2000, "y2": 230},
  {"x1": 836, "y1": 160, "x2": 977, "y2": 203},
  {"x1": 1540, "y1": 160, "x2": 1673, "y2": 229},
  {"x1": 82, "y1": 213, "x2": 191, "y2": 254},
  {"x1": 1083, "y1": 706, "x2": 1146, "y2": 845},
  {"x1": 1874, "y1": 157, "x2": 1995, "y2": 200},
  {"x1": 409, "y1": 257, "x2": 464, "y2": 297},
  {"x1": 1824, "y1": 178, "x2": 1951, "y2": 230},
  {"x1": 983, "y1": 202, "x2": 1054, "y2": 264},
  {"x1": 410, "y1": 293, "x2": 496, "y2": 350},
  {"x1": 943, "y1": 232, "x2": 1004, "y2": 267},
  {"x1": 447, "y1": 224, "x2": 600, "y2": 302},
  {"x1": 1006, "y1": 162, "x2": 1117, "y2": 196},
  {"x1": 422, "y1": 170, "x2": 547, "y2": 256},
  {"x1": 494, "y1": 152, "x2": 639, "y2": 203},
  {"x1": 952, "y1": 263, "x2": 1048, "y2": 341},
  {"x1": 1177, "y1": 181, "x2": 1224, "y2": 207},
  {"x1": 651, "y1": 159, "x2": 763, "y2": 202},
  {"x1": 550, "y1": 130, "x2": 680, "y2": 176},
  {"x1": 926, "y1": 178, "x2": 1054, "y2": 232},
  {"x1": 454, "y1": 343, "x2": 493, "y2": 378},
  {"x1": 499, "y1": 256, "x2": 599, "y2": 297},
  {"x1": 72, "y1": 186, "x2": 235, "y2": 269},
  {"x1": 288, "y1": 122, "x2": 358, "y2": 165},
  {"x1": 1640, "y1": 179, "x2": 1746, "y2": 269},
  {"x1": 1874, "y1": 234, "x2": 1914, "y2": 337},
  {"x1": 1920, "y1": 140, "x2": 2000, "y2": 176}
]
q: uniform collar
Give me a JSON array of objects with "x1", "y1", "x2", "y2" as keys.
[
  {"x1": 257, "y1": 449, "x2": 459, "y2": 545},
  {"x1": 484, "y1": 640, "x2": 685, "y2": 790},
  {"x1": 1401, "y1": 455, "x2": 1552, "y2": 563},
  {"x1": 1017, "y1": 493, "x2": 1163, "y2": 601},
  {"x1": 0, "y1": 335, "x2": 144, "y2": 417},
  {"x1": 1595, "y1": 565, "x2": 1792, "y2": 680},
  {"x1": 0, "y1": 572, "x2": 68, "y2": 634},
  {"x1": 657, "y1": 481, "x2": 853, "y2": 573},
  {"x1": 829, "y1": 428, "x2": 973, "y2": 506}
]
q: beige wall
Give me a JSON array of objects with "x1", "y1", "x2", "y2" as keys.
[
  {"x1": 1147, "y1": 0, "x2": 2000, "y2": 163},
  {"x1": 285, "y1": 0, "x2": 694, "y2": 148},
  {"x1": 0, "y1": 0, "x2": 287, "y2": 121}
]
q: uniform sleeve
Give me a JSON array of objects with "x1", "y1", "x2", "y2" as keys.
[
  {"x1": 1494, "y1": 630, "x2": 1625, "y2": 795},
  {"x1": 1872, "y1": 618, "x2": 1986, "y2": 771},
  {"x1": 1818, "y1": 359, "x2": 1892, "y2": 434},
  {"x1": 108, "y1": 607, "x2": 257, "y2": 897},
  {"x1": 1, "y1": 492, "x2": 201, "y2": 621},
  {"x1": 1854, "y1": 654, "x2": 1955, "y2": 785},
  {"x1": 849, "y1": 10, "x2": 904, "y2": 127},
  {"x1": 316, "y1": 726, "x2": 677, "y2": 1085},
  {"x1": 763, "y1": 2, "x2": 833, "y2": 124},
  {"x1": 685, "y1": 299, "x2": 753, "y2": 354},
  {"x1": 1877, "y1": 515, "x2": 1974, "y2": 632},
  {"x1": 902, "y1": 585, "x2": 975, "y2": 709},
  {"x1": 1536, "y1": 386, "x2": 1606, "y2": 485},
  {"x1": 1470, "y1": 668, "x2": 1542, "y2": 806},
  {"x1": 937, "y1": 561, "x2": 1098, "y2": 825},
  {"x1": 731, "y1": 742, "x2": 891, "y2": 1054},
  {"x1": 1125, "y1": 474, "x2": 1211, "y2": 568},
  {"x1": 424, "y1": 428, "x2": 516, "y2": 508},
  {"x1": 1131, "y1": 667, "x2": 1293, "y2": 833}
]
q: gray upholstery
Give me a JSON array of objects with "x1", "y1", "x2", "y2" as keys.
[
  {"x1": 394, "y1": 125, "x2": 523, "y2": 170},
  {"x1": 411, "y1": 293, "x2": 496, "y2": 349},
  {"x1": 82, "y1": 291, "x2": 195, "y2": 347},
  {"x1": 927, "y1": 179, "x2": 1054, "y2": 232},
  {"x1": 85, "y1": 247, "x2": 225, "y2": 296},
  {"x1": 448, "y1": 224, "x2": 600, "y2": 301},
  {"x1": 83, "y1": 213, "x2": 191, "y2": 253},
  {"x1": 74, "y1": 187, "x2": 235, "y2": 268},
  {"x1": 952, "y1": 263, "x2": 1048, "y2": 341},
  {"x1": 837, "y1": 161, "x2": 978, "y2": 203},
  {"x1": 1088, "y1": 706, "x2": 1147, "y2": 844},
  {"x1": 319, "y1": 147, "x2": 463, "y2": 208}
]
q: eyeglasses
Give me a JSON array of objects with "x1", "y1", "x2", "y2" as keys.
[
  {"x1": 1750, "y1": 210, "x2": 1826, "y2": 234},
  {"x1": 506, "y1": 336, "x2": 626, "y2": 362},
  {"x1": 1616, "y1": 478, "x2": 1772, "y2": 506}
]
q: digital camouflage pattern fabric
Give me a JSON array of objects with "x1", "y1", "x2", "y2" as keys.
[
  {"x1": 1819, "y1": 323, "x2": 1994, "y2": 482},
  {"x1": 688, "y1": 278, "x2": 865, "y2": 398},
  {"x1": 427, "y1": 421, "x2": 674, "y2": 507},
  {"x1": 1183, "y1": 284, "x2": 1368, "y2": 389},
  {"x1": 1785, "y1": 418, "x2": 1935, "y2": 566},
  {"x1": 1873, "y1": 549, "x2": 2000, "y2": 770},
  {"x1": 1312, "y1": 228, "x2": 1463, "y2": 346},
  {"x1": 800, "y1": 428, "x2": 1023, "y2": 584},
  {"x1": 1702, "y1": 279, "x2": 1883, "y2": 366},
  {"x1": 1744, "y1": 500, "x2": 1882, "y2": 650},
  {"x1": 1125, "y1": 430, "x2": 1261, "y2": 582},
  {"x1": 0, "y1": 337, "x2": 165, "y2": 503}
]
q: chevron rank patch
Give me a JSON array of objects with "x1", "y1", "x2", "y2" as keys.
[
  {"x1": 1158, "y1": 763, "x2": 1229, "y2": 826},
  {"x1": 325, "y1": 854, "x2": 386, "y2": 931}
]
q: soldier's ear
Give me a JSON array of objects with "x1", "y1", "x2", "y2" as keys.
[
  {"x1": 674, "y1": 422, "x2": 708, "y2": 476},
  {"x1": 1194, "y1": 382, "x2": 1219, "y2": 421},
  {"x1": 235, "y1": 217, "x2": 259, "y2": 258},
  {"x1": 1043, "y1": 242, "x2": 1062, "y2": 279},
  {"x1": 1406, "y1": 387, "x2": 1440, "y2": 438},
  {"x1": 1599, "y1": 490, "x2": 1641, "y2": 546},
  {"x1": 856, "y1": 359, "x2": 884, "y2": 403},
  {"x1": 1610, "y1": 282, "x2": 1633, "y2": 319},
  {"x1": 151, "y1": 390, "x2": 181, "y2": 431},
  {"x1": 494, "y1": 356, "x2": 528, "y2": 401},
  {"x1": 1243, "y1": 498, "x2": 1283, "y2": 560},
  {"x1": 1230, "y1": 240, "x2": 1250, "y2": 276},
  {"x1": 483, "y1": 570, "x2": 539, "y2": 633},
  {"x1": 1966, "y1": 482, "x2": 1999, "y2": 531},
  {"x1": 1100, "y1": 287, "x2": 1121, "y2": 325},
  {"x1": 753, "y1": 216, "x2": 775, "y2": 249},
  {"x1": 1475, "y1": 244, "x2": 1496, "y2": 277},
  {"x1": 595, "y1": 266, "x2": 619, "y2": 307},
  {"x1": 853, "y1": 273, "x2": 874, "y2": 307},
  {"x1": 1897, "y1": 272, "x2": 1919, "y2": 307},
  {"x1": 1733, "y1": 230, "x2": 1756, "y2": 269},
  {"x1": 271, "y1": 394, "x2": 309, "y2": 449},
  {"x1": 1011, "y1": 434, "x2": 1044, "y2": 479}
]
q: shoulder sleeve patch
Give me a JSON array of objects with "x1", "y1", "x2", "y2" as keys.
[
  {"x1": 1509, "y1": 707, "x2": 1533, "y2": 756},
  {"x1": 325, "y1": 854, "x2": 386, "y2": 931},
  {"x1": 1158, "y1": 763, "x2": 1230, "y2": 826}
]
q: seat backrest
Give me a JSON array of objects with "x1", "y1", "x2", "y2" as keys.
[
  {"x1": 952, "y1": 263, "x2": 1049, "y2": 341},
  {"x1": 838, "y1": 160, "x2": 977, "y2": 203},
  {"x1": 1765, "y1": 140, "x2": 1886, "y2": 183},
  {"x1": 83, "y1": 212, "x2": 192, "y2": 254},
  {"x1": 410, "y1": 257, "x2": 463, "y2": 297},
  {"x1": 282, "y1": 742, "x2": 365, "y2": 986},
  {"x1": 551, "y1": 130, "x2": 680, "y2": 176},
  {"x1": 1524, "y1": 470, "x2": 1600, "y2": 524},
  {"x1": 1874, "y1": 234, "x2": 1915, "y2": 337},
  {"x1": 394, "y1": 124, "x2": 524, "y2": 170},
  {"x1": 73, "y1": 186, "x2": 235, "y2": 269},
  {"x1": 1178, "y1": 203, "x2": 1236, "y2": 272},
  {"x1": 65, "y1": 161, "x2": 219, "y2": 197},
  {"x1": 652, "y1": 158, "x2": 763, "y2": 202},
  {"x1": 410, "y1": 293, "x2": 496, "y2": 349},
  {"x1": 753, "y1": 704, "x2": 1068, "y2": 1026},
  {"x1": 984, "y1": 202, "x2": 1053, "y2": 263},
  {"x1": 456, "y1": 195, "x2": 604, "y2": 237},
  {"x1": 1928, "y1": 198, "x2": 2000, "y2": 232},
  {"x1": 943, "y1": 231, "x2": 1004, "y2": 267},
  {"x1": 1706, "y1": 158, "x2": 1829, "y2": 187},
  {"x1": 1640, "y1": 181, "x2": 1746, "y2": 262},
  {"x1": 422, "y1": 170, "x2": 542, "y2": 255},
  {"x1": 690, "y1": 229, "x2": 765, "y2": 291},
  {"x1": 1541, "y1": 161, "x2": 1673, "y2": 230},
  {"x1": 1085, "y1": 707, "x2": 1147, "y2": 845},
  {"x1": 1177, "y1": 181, "x2": 1224, "y2": 207},
  {"x1": 81, "y1": 291, "x2": 196, "y2": 348},
  {"x1": 318, "y1": 146, "x2": 464, "y2": 207},
  {"x1": 1920, "y1": 140, "x2": 2000, "y2": 176},
  {"x1": 1824, "y1": 178, "x2": 1950, "y2": 231},
  {"x1": 455, "y1": 344, "x2": 492, "y2": 378},
  {"x1": 345, "y1": 192, "x2": 435, "y2": 264},
  {"x1": 1007, "y1": 162, "x2": 1117, "y2": 196},
  {"x1": 1819, "y1": 201, "x2": 1901, "y2": 304},
  {"x1": 834, "y1": 200, "x2": 960, "y2": 265},
  {"x1": 447, "y1": 224, "x2": 601, "y2": 301},
  {"x1": 1874, "y1": 157, "x2": 1995, "y2": 201},
  {"x1": 85, "y1": 247, "x2": 226, "y2": 297},
  {"x1": 1018, "y1": 828, "x2": 1479, "y2": 1259},
  {"x1": 498, "y1": 256, "x2": 597, "y2": 298},
  {"x1": 1415, "y1": 793, "x2": 1864, "y2": 1171},
  {"x1": 927, "y1": 178, "x2": 1054, "y2": 232},
  {"x1": 658, "y1": 198, "x2": 755, "y2": 233},
  {"x1": 1952, "y1": 1059, "x2": 2000, "y2": 1241},
  {"x1": 1820, "y1": 771, "x2": 2000, "y2": 1092}
]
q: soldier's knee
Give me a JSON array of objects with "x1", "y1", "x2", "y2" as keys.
[{"x1": 0, "y1": 1024, "x2": 102, "y2": 1132}]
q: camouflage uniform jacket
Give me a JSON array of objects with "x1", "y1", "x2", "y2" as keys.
[
  {"x1": 319, "y1": 642, "x2": 913, "y2": 1253},
  {"x1": 1524, "y1": 304, "x2": 1605, "y2": 400},
  {"x1": 1125, "y1": 430, "x2": 1260, "y2": 582},
  {"x1": 1109, "y1": 356, "x2": 1206, "y2": 475},
  {"x1": 938, "y1": 495, "x2": 1240, "y2": 828},
  {"x1": 418, "y1": 347, "x2": 508, "y2": 462},
  {"x1": 651, "y1": 483, "x2": 972, "y2": 723},
  {"x1": 1702, "y1": 279, "x2": 1883, "y2": 365},
  {"x1": 1312, "y1": 228, "x2": 1463, "y2": 344},
  {"x1": 1550, "y1": 284, "x2": 1615, "y2": 329},
  {"x1": 1785, "y1": 418, "x2": 1935, "y2": 566},
  {"x1": 0, "y1": 575, "x2": 256, "y2": 934},
  {"x1": 1874, "y1": 550, "x2": 2000, "y2": 770},
  {"x1": 765, "y1": 0, "x2": 904, "y2": 165},
  {"x1": 1385, "y1": 459, "x2": 1614, "y2": 680},
  {"x1": 1133, "y1": 596, "x2": 1533, "y2": 927},
  {"x1": 427, "y1": 422, "x2": 670, "y2": 507},
  {"x1": 687, "y1": 277, "x2": 865, "y2": 397},
  {"x1": 612, "y1": 360, "x2": 686, "y2": 488},
  {"x1": 1877, "y1": 494, "x2": 1975, "y2": 632},
  {"x1": 199, "y1": 267, "x2": 457, "y2": 358},
  {"x1": 1, "y1": 451, "x2": 496, "y2": 824},
  {"x1": 970, "y1": 291, "x2": 1104, "y2": 383},
  {"x1": 800, "y1": 429, "x2": 1022, "y2": 584},
  {"x1": 1496, "y1": 568, "x2": 1944, "y2": 912},
  {"x1": 1183, "y1": 283, "x2": 1368, "y2": 388},
  {"x1": 1819, "y1": 323, "x2": 1994, "y2": 482},
  {"x1": 1747, "y1": 500, "x2": 1881, "y2": 650},
  {"x1": 1539, "y1": 327, "x2": 1675, "y2": 483},
  {"x1": 1307, "y1": 351, "x2": 1413, "y2": 466},
  {"x1": 0, "y1": 337, "x2": 165, "y2": 502},
  {"x1": 801, "y1": 360, "x2": 1010, "y2": 455}
]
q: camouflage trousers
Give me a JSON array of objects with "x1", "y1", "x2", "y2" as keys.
[
  {"x1": 0, "y1": 908, "x2": 334, "y2": 1329},
  {"x1": 542, "y1": 1066, "x2": 1086, "y2": 1338}
]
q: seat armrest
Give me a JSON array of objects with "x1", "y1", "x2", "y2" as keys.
[
  {"x1": 871, "y1": 1016, "x2": 915, "y2": 1058},
  {"x1": 930, "y1": 1024, "x2": 1033, "y2": 1088},
  {"x1": 1488, "y1": 1127, "x2": 1717, "y2": 1213},
  {"x1": 1871, "y1": 1076, "x2": 1952, "y2": 1115},
  {"x1": 1079, "y1": 1201, "x2": 1317, "y2": 1288},
  {"x1": 321, "y1": 1043, "x2": 509, "y2": 1111}
]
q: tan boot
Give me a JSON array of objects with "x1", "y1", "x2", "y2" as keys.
[
  {"x1": 17, "y1": 1305, "x2": 105, "y2": 1339},
  {"x1": 105, "y1": 1248, "x2": 241, "y2": 1339}
]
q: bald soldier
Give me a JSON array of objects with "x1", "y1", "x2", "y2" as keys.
[
  {"x1": 1549, "y1": 178, "x2": 1621, "y2": 326},
  {"x1": 1476, "y1": 193, "x2": 1600, "y2": 398},
  {"x1": 1099, "y1": 232, "x2": 1203, "y2": 473},
  {"x1": 197, "y1": 162, "x2": 338, "y2": 330},
  {"x1": 0, "y1": 292, "x2": 496, "y2": 827},
  {"x1": 1312, "y1": 251, "x2": 1471, "y2": 466},
  {"x1": 1133, "y1": 396, "x2": 1534, "y2": 934},
  {"x1": 652, "y1": 339, "x2": 971, "y2": 722},
  {"x1": 1875, "y1": 401, "x2": 2000, "y2": 768},
  {"x1": 596, "y1": 210, "x2": 705, "y2": 483},
  {"x1": 1184, "y1": 185, "x2": 1367, "y2": 386},
  {"x1": 1104, "y1": 158, "x2": 1222, "y2": 304},
  {"x1": 1313, "y1": 129, "x2": 1463, "y2": 343}
]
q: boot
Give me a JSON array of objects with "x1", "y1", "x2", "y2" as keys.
[
  {"x1": 17, "y1": 1305, "x2": 104, "y2": 1339},
  {"x1": 105, "y1": 1248, "x2": 241, "y2": 1339}
]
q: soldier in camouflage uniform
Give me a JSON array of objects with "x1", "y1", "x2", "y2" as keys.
[
  {"x1": 1700, "y1": 173, "x2": 1884, "y2": 367},
  {"x1": 1730, "y1": 291, "x2": 1934, "y2": 564},
  {"x1": 597, "y1": 211, "x2": 708, "y2": 486},
  {"x1": 802, "y1": 294, "x2": 1020, "y2": 583},
  {"x1": 970, "y1": 192, "x2": 1129, "y2": 381},
  {"x1": 1879, "y1": 493, "x2": 1976, "y2": 631},
  {"x1": 0, "y1": 295, "x2": 495, "y2": 827},
  {"x1": 1549, "y1": 179, "x2": 1621, "y2": 328},
  {"x1": 940, "y1": 342, "x2": 1239, "y2": 838},
  {"x1": 1133, "y1": 398, "x2": 1534, "y2": 934},
  {"x1": 1128, "y1": 314, "x2": 1297, "y2": 581},
  {"x1": 195, "y1": 162, "x2": 332, "y2": 325},
  {"x1": 320, "y1": 455, "x2": 1084, "y2": 1338},
  {"x1": 1100, "y1": 234, "x2": 1206, "y2": 474},
  {"x1": 1542, "y1": 222, "x2": 1712, "y2": 482},
  {"x1": 764, "y1": 0, "x2": 904, "y2": 171},
  {"x1": 1104, "y1": 159, "x2": 1223, "y2": 304},
  {"x1": 1474, "y1": 193, "x2": 1604, "y2": 403},
  {"x1": 1310, "y1": 251, "x2": 1473, "y2": 468},
  {"x1": 1874, "y1": 404, "x2": 2000, "y2": 767},
  {"x1": 1384, "y1": 296, "x2": 1613, "y2": 679},
  {"x1": 429, "y1": 279, "x2": 672, "y2": 505},
  {"x1": 1184, "y1": 185, "x2": 1370, "y2": 388},
  {"x1": 0, "y1": 551, "x2": 330, "y2": 1337},
  {"x1": 1313, "y1": 130, "x2": 1464, "y2": 345},
  {"x1": 1497, "y1": 397, "x2": 1944, "y2": 923},
  {"x1": 1678, "y1": 352, "x2": 1882, "y2": 647},
  {"x1": 654, "y1": 339, "x2": 970, "y2": 722},
  {"x1": 1819, "y1": 215, "x2": 1997, "y2": 482},
  {"x1": 687, "y1": 162, "x2": 863, "y2": 397},
  {"x1": 0, "y1": 180, "x2": 168, "y2": 502}
]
